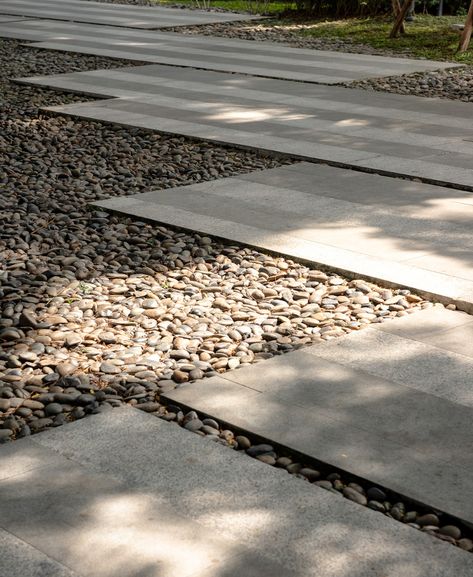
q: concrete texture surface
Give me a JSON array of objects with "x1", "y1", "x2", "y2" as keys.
[
  {"x1": 7, "y1": 407, "x2": 470, "y2": 577},
  {"x1": 0, "y1": 527, "x2": 78, "y2": 577}
]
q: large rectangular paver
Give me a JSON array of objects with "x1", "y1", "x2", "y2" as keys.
[
  {"x1": 91, "y1": 162, "x2": 473, "y2": 311},
  {"x1": 163, "y1": 308, "x2": 473, "y2": 523},
  {"x1": 29, "y1": 407, "x2": 473, "y2": 577},
  {"x1": 0, "y1": 0, "x2": 258, "y2": 29},
  {"x1": 0, "y1": 434, "x2": 283, "y2": 577},
  {"x1": 17, "y1": 64, "x2": 473, "y2": 190}
]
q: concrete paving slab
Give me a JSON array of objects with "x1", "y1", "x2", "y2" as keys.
[
  {"x1": 31, "y1": 408, "x2": 473, "y2": 576},
  {"x1": 0, "y1": 0, "x2": 258, "y2": 29},
  {"x1": 305, "y1": 322, "x2": 473, "y2": 407},
  {"x1": 0, "y1": 437, "x2": 281, "y2": 577},
  {"x1": 374, "y1": 306, "x2": 473, "y2": 340},
  {"x1": 0, "y1": 437, "x2": 69, "y2": 481},
  {"x1": 163, "y1": 340, "x2": 473, "y2": 523},
  {"x1": 423, "y1": 323, "x2": 473, "y2": 358},
  {"x1": 0, "y1": 527, "x2": 78, "y2": 577},
  {"x1": 17, "y1": 64, "x2": 473, "y2": 189},
  {"x1": 89, "y1": 161, "x2": 473, "y2": 310}
]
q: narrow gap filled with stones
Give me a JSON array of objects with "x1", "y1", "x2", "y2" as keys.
[
  {"x1": 1, "y1": 37, "x2": 439, "y2": 444},
  {"x1": 2, "y1": 34, "x2": 470, "y2": 557},
  {"x1": 149, "y1": 399, "x2": 473, "y2": 554}
]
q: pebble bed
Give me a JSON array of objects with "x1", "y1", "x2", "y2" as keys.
[
  {"x1": 0, "y1": 37, "x2": 436, "y2": 443},
  {"x1": 149, "y1": 403, "x2": 473, "y2": 554}
]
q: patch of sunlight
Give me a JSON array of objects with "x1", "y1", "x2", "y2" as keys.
[
  {"x1": 79, "y1": 493, "x2": 234, "y2": 577},
  {"x1": 197, "y1": 507, "x2": 275, "y2": 538},
  {"x1": 2, "y1": 453, "x2": 45, "y2": 480},
  {"x1": 336, "y1": 118, "x2": 370, "y2": 127},
  {"x1": 206, "y1": 107, "x2": 310, "y2": 123}
]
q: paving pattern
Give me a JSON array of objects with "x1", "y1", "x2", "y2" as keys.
[
  {"x1": 95, "y1": 162, "x2": 473, "y2": 311},
  {"x1": 3, "y1": 6, "x2": 473, "y2": 574},
  {"x1": 2, "y1": 408, "x2": 473, "y2": 577},
  {"x1": 164, "y1": 307, "x2": 473, "y2": 524},
  {"x1": 17, "y1": 64, "x2": 473, "y2": 189},
  {"x1": 0, "y1": 0, "x2": 258, "y2": 29},
  {"x1": 0, "y1": 18, "x2": 458, "y2": 83}
]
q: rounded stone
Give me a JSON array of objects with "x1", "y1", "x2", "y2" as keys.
[
  {"x1": 256, "y1": 454, "x2": 276, "y2": 465},
  {"x1": 44, "y1": 403, "x2": 63, "y2": 416},
  {"x1": 247, "y1": 443, "x2": 274, "y2": 458},
  {"x1": 201, "y1": 425, "x2": 220, "y2": 436},
  {"x1": 458, "y1": 538, "x2": 473, "y2": 551},
  {"x1": 286, "y1": 463, "x2": 303, "y2": 475},
  {"x1": 367, "y1": 500, "x2": 386, "y2": 513},
  {"x1": 275, "y1": 457, "x2": 292, "y2": 468},
  {"x1": 439, "y1": 525, "x2": 461, "y2": 540},
  {"x1": 343, "y1": 487, "x2": 368, "y2": 506},
  {"x1": 0, "y1": 429, "x2": 13, "y2": 442},
  {"x1": 77, "y1": 393, "x2": 96, "y2": 406},
  {"x1": 299, "y1": 467, "x2": 321, "y2": 482},
  {"x1": 235, "y1": 435, "x2": 251, "y2": 450},
  {"x1": 314, "y1": 480, "x2": 333, "y2": 490},
  {"x1": 417, "y1": 513, "x2": 440, "y2": 527},
  {"x1": 172, "y1": 370, "x2": 189, "y2": 383},
  {"x1": 366, "y1": 487, "x2": 387, "y2": 502},
  {"x1": 202, "y1": 418, "x2": 220, "y2": 430},
  {"x1": 184, "y1": 418, "x2": 203, "y2": 432}
]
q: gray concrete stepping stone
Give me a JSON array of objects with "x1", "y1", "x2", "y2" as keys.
[
  {"x1": 0, "y1": 527, "x2": 78, "y2": 577},
  {"x1": 0, "y1": 18, "x2": 457, "y2": 83},
  {"x1": 17, "y1": 407, "x2": 473, "y2": 576},
  {"x1": 17, "y1": 64, "x2": 473, "y2": 189},
  {"x1": 0, "y1": 0, "x2": 258, "y2": 29},
  {"x1": 163, "y1": 307, "x2": 473, "y2": 524},
  {"x1": 0, "y1": 433, "x2": 284, "y2": 577},
  {"x1": 91, "y1": 162, "x2": 473, "y2": 311}
]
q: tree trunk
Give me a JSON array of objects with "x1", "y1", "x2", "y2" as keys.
[
  {"x1": 390, "y1": 0, "x2": 413, "y2": 38},
  {"x1": 458, "y1": 0, "x2": 473, "y2": 53},
  {"x1": 391, "y1": 0, "x2": 405, "y2": 34}
]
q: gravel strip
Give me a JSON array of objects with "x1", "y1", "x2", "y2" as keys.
[
  {"x1": 0, "y1": 38, "x2": 433, "y2": 442},
  {"x1": 146, "y1": 404, "x2": 473, "y2": 553}
]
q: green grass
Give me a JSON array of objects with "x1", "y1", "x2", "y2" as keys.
[
  {"x1": 291, "y1": 15, "x2": 472, "y2": 63},
  {"x1": 155, "y1": 0, "x2": 473, "y2": 63},
  {"x1": 158, "y1": 0, "x2": 295, "y2": 15}
]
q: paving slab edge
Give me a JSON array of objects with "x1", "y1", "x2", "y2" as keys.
[
  {"x1": 35, "y1": 102, "x2": 473, "y2": 193},
  {"x1": 89, "y1": 198, "x2": 473, "y2": 314}
]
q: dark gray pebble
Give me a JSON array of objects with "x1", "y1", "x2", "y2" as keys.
[{"x1": 247, "y1": 444, "x2": 274, "y2": 457}]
